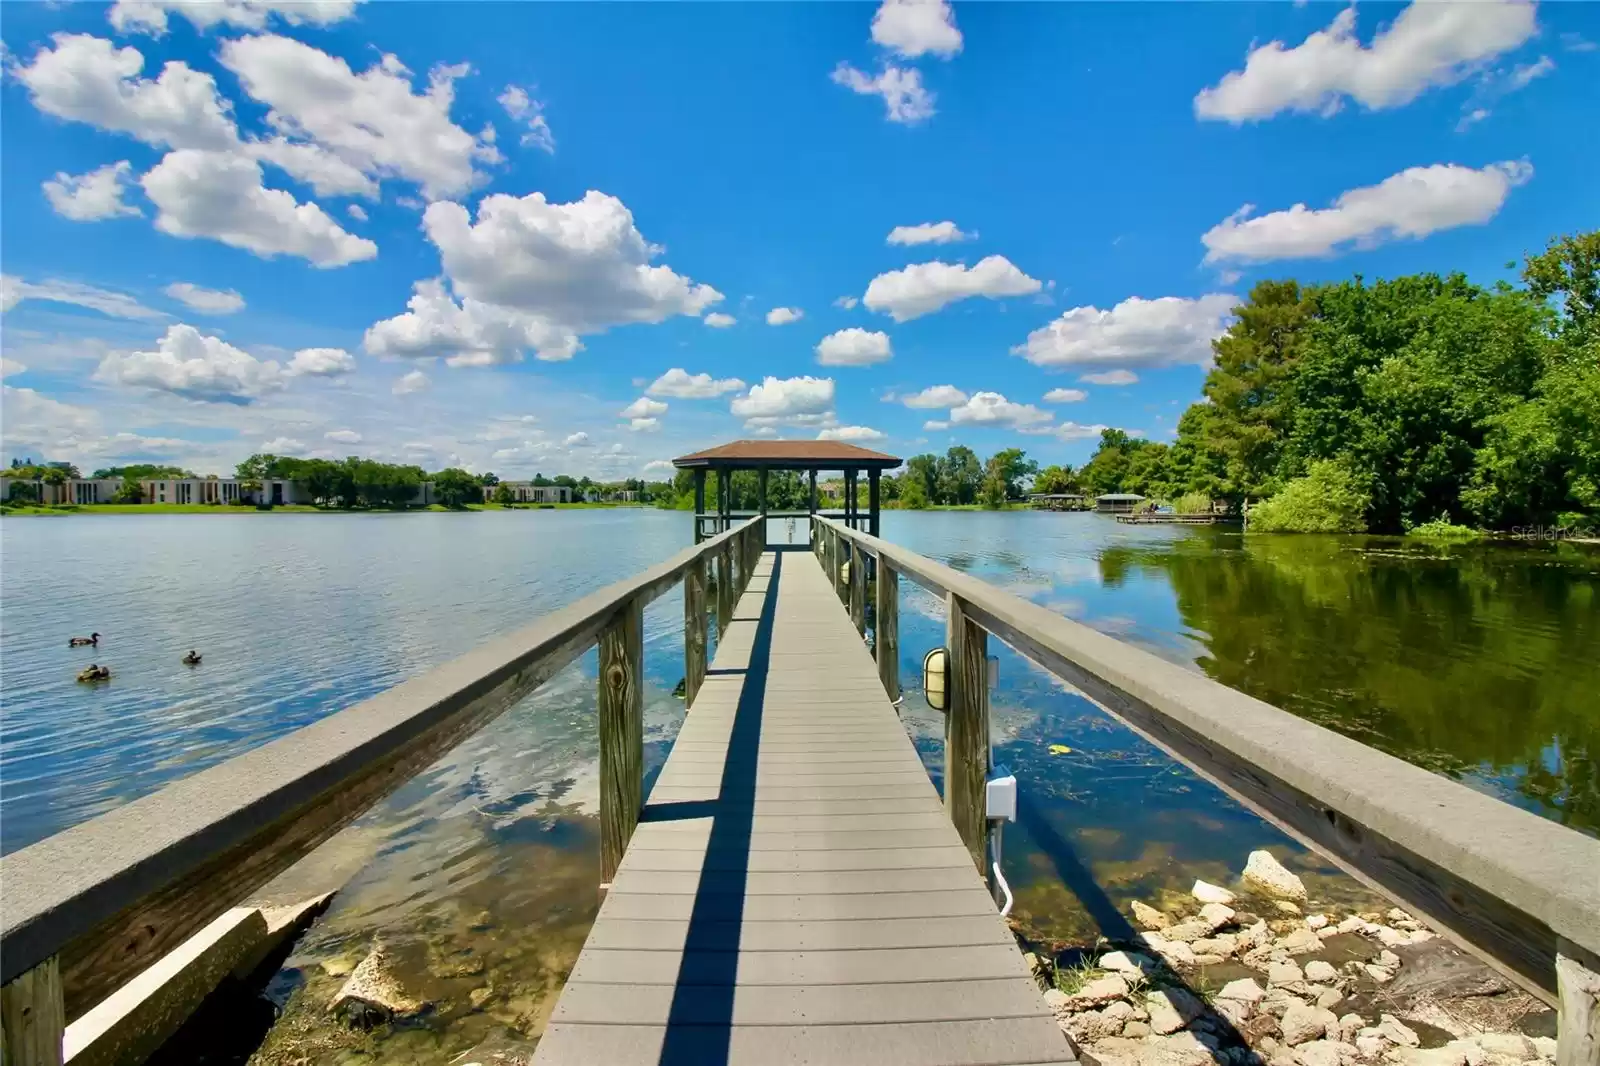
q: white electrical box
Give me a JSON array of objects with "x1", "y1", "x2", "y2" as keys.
[{"x1": 986, "y1": 764, "x2": 1017, "y2": 822}]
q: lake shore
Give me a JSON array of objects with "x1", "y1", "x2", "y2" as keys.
[{"x1": 0, "y1": 501, "x2": 651, "y2": 516}]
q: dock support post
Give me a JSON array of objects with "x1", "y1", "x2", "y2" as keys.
[
  {"x1": 693, "y1": 469, "x2": 706, "y2": 544},
  {"x1": 945, "y1": 594, "x2": 990, "y2": 872},
  {"x1": 849, "y1": 541, "x2": 865, "y2": 636},
  {"x1": 2, "y1": 957, "x2": 64, "y2": 1066},
  {"x1": 1559, "y1": 949, "x2": 1600, "y2": 1066},
  {"x1": 599, "y1": 596, "x2": 644, "y2": 888},
  {"x1": 876, "y1": 561, "x2": 899, "y2": 702},
  {"x1": 717, "y1": 541, "x2": 733, "y2": 636},
  {"x1": 684, "y1": 555, "x2": 707, "y2": 708},
  {"x1": 834, "y1": 530, "x2": 848, "y2": 604}
]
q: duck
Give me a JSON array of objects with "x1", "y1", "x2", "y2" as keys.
[
  {"x1": 77, "y1": 664, "x2": 111, "y2": 683},
  {"x1": 181, "y1": 650, "x2": 202, "y2": 666},
  {"x1": 69, "y1": 632, "x2": 101, "y2": 647}
]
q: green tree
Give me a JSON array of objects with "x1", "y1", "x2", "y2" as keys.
[
  {"x1": 984, "y1": 447, "x2": 1037, "y2": 500},
  {"x1": 979, "y1": 474, "x2": 1007, "y2": 509},
  {"x1": 92, "y1": 463, "x2": 195, "y2": 479},
  {"x1": 903, "y1": 454, "x2": 938, "y2": 505},
  {"x1": 494, "y1": 482, "x2": 516, "y2": 506},
  {"x1": 1032, "y1": 464, "x2": 1076, "y2": 495},
  {"x1": 937, "y1": 446, "x2": 982, "y2": 505},
  {"x1": 432, "y1": 467, "x2": 481, "y2": 508},
  {"x1": 1247, "y1": 460, "x2": 1371, "y2": 533},
  {"x1": 1523, "y1": 230, "x2": 1599, "y2": 348},
  {"x1": 113, "y1": 478, "x2": 144, "y2": 503},
  {"x1": 899, "y1": 475, "x2": 929, "y2": 509}
]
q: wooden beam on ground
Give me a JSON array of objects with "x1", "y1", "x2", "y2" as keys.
[{"x1": 1558, "y1": 951, "x2": 1600, "y2": 1066}]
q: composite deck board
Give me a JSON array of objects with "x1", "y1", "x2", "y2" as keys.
[{"x1": 531, "y1": 549, "x2": 1075, "y2": 1066}]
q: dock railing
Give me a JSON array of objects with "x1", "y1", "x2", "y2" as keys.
[
  {"x1": 0, "y1": 518, "x2": 767, "y2": 1066},
  {"x1": 810, "y1": 516, "x2": 1600, "y2": 1062}
]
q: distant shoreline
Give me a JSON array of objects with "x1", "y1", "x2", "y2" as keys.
[{"x1": 0, "y1": 502, "x2": 652, "y2": 517}]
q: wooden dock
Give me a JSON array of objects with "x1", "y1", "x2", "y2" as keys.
[
  {"x1": 1114, "y1": 513, "x2": 1223, "y2": 524},
  {"x1": 532, "y1": 548, "x2": 1077, "y2": 1066}
]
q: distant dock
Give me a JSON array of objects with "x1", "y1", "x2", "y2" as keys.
[{"x1": 1115, "y1": 513, "x2": 1226, "y2": 524}]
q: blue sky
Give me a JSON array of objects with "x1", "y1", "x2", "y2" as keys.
[{"x1": 3, "y1": 0, "x2": 1596, "y2": 481}]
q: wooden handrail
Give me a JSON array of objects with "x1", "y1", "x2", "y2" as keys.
[
  {"x1": 811, "y1": 517, "x2": 1600, "y2": 1021},
  {"x1": 0, "y1": 518, "x2": 766, "y2": 1061}
]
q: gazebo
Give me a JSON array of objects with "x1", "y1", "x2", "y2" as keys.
[{"x1": 672, "y1": 440, "x2": 902, "y2": 543}]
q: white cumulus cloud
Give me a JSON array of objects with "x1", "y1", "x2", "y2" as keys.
[
  {"x1": 949, "y1": 391, "x2": 1052, "y2": 429},
  {"x1": 620, "y1": 396, "x2": 668, "y2": 419},
  {"x1": 704, "y1": 312, "x2": 736, "y2": 328},
  {"x1": 818, "y1": 425, "x2": 887, "y2": 442},
  {"x1": 347, "y1": 204, "x2": 368, "y2": 222},
  {"x1": 864, "y1": 255, "x2": 1042, "y2": 321},
  {"x1": 731, "y1": 376, "x2": 836, "y2": 427},
  {"x1": 164, "y1": 281, "x2": 244, "y2": 314},
  {"x1": 325, "y1": 428, "x2": 362, "y2": 444},
  {"x1": 498, "y1": 84, "x2": 555, "y2": 153},
  {"x1": 367, "y1": 190, "x2": 722, "y2": 365},
  {"x1": 565, "y1": 431, "x2": 592, "y2": 447},
  {"x1": 95, "y1": 323, "x2": 286, "y2": 404},
  {"x1": 1043, "y1": 388, "x2": 1088, "y2": 403},
  {"x1": 871, "y1": 0, "x2": 963, "y2": 59},
  {"x1": 1014, "y1": 295, "x2": 1237, "y2": 369},
  {"x1": 1022, "y1": 421, "x2": 1111, "y2": 442},
  {"x1": 13, "y1": 33, "x2": 240, "y2": 151},
  {"x1": 260, "y1": 436, "x2": 308, "y2": 454},
  {"x1": 816, "y1": 328, "x2": 893, "y2": 367},
  {"x1": 287, "y1": 347, "x2": 356, "y2": 376},
  {"x1": 43, "y1": 161, "x2": 142, "y2": 221},
  {"x1": 834, "y1": 296, "x2": 859, "y2": 310},
  {"x1": 110, "y1": 0, "x2": 360, "y2": 34},
  {"x1": 831, "y1": 63, "x2": 935, "y2": 124},
  {"x1": 142, "y1": 149, "x2": 377, "y2": 267},
  {"x1": 1202, "y1": 160, "x2": 1532, "y2": 263},
  {"x1": 393, "y1": 369, "x2": 429, "y2": 394},
  {"x1": 646, "y1": 368, "x2": 746, "y2": 399},
  {"x1": 627, "y1": 417, "x2": 660, "y2": 432},
  {"x1": 1194, "y1": 1, "x2": 1539, "y2": 122},
  {"x1": 767, "y1": 306, "x2": 803, "y2": 325},
  {"x1": 900, "y1": 384, "x2": 968, "y2": 409},
  {"x1": 887, "y1": 220, "x2": 972, "y2": 245},
  {"x1": 1081, "y1": 369, "x2": 1139, "y2": 386},
  {"x1": 218, "y1": 34, "x2": 499, "y2": 201}
]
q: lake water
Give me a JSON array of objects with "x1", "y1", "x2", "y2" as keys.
[{"x1": 3, "y1": 510, "x2": 1595, "y2": 1063}]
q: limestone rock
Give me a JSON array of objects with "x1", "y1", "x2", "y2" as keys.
[
  {"x1": 1377, "y1": 950, "x2": 1402, "y2": 970},
  {"x1": 1238, "y1": 921, "x2": 1273, "y2": 952},
  {"x1": 1314, "y1": 987, "x2": 1343, "y2": 1011},
  {"x1": 1192, "y1": 953, "x2": 1228, "y2": 966},
  {"x1": 1530, "y1": 1037, "x2": 1556, "y2": 1061},
  {"x1": 331, "y1": 945, "x2": 427, "y2": 1027},
  {"x1": 1213, "y1": 996, "x2": 1253, "y2": 1027},
  {"x1": 1043, "y1": 988, "x2": 1071, "y2": 1014},
  {"x1": 1152, "y1": 939, "x2": 1198, "y2": 968},
  {"x1": 1147, "y1": 987, "x2": 1205, "y2": 1035},
  {"x1": 1386, "y1": 1047, "x2": 1467, "y2": 1066},
  {"x1": 1122, "y1": 1020, "x2": 1152, "y2": 1038},
  {"x1": 1280, "y1": 1002, "x2": 1337, "y2": 1046},
  {"x1": 1337, "y1": 916, "x2": 1370, "y2": 935},
  {"x1": 1306, "y1": 914, "x2": 1330, "y2": 931},
  {"x1": 1281, "y1": 928, "x2": 1323, "y2": 955},
  {"x1": 1194, "y1": 880, "x2": 1237, "y2": 905},
  {"x1": 1217, "y1": 977, "x2": 1266, "y2": 1005},
  {"x1": 1335, "y1": 1013, "x2": 1365, "y2": 1044},
  {"x1": 1244, "y1": 851, "x2": 1308, "y2": 901},
  {"x1": 1098, "y1": 950, "x2": 1154, "y2": 981},
  {"x1": 1200, "y1": 902, "x2": 1238, "y2": 930},
  {"x1": 1063, "y1": 1000, "x2": 1136, "y2": 1042},
  {"x1": 1165, "y1": 919, "x2": 1214, "y2": 943},
  {"x1": 1065, "y1": 974, "x2": 1131, "y2": 1011},
  {"x1": 1081, "y1": 1033, "x2": 1217, "y2": 1066},
  {"x1": 1304, "y1": 960, "x2": 1339, "y2": 984},
  {"x1": 1260, "y1": 988, "x2": 1304, "y2": 1019},
  {"x1": 1275, "y1": 900, "x2": 1304, "y2": 916},
  {"x1": 1133, "y1": 900, "x2": 1172, "y2": 930},
  {"x1": 1297, "y1": 1040, "x2": 1350, "y2": 1066},
  {"x1": 1366, "y1": 964, "x2": 1396, "y2": 983},
  {"x1": 1268, "y1": 960, "x2": 1306, "y2": 988},
  {"x1": 468, "y1": 987, "x2": 494, "y2": 1009},
  {"x1": 1378, "y1": 1015, "x2": 1420, "y2": 1048},
  {"x1": 1474, "y1": 1034, "x2": 1534, "y2": 1061},
  {"x1": 1377, "y1": 926, "x2": 1409, "y2": 948},
  {"x1": 1356, "y1": 1036, "x2": 1388, "y2": 1058}
]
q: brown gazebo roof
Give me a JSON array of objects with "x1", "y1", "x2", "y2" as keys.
[{"x1": 673, "y1": 440, "x2": 902, "y2": 469}]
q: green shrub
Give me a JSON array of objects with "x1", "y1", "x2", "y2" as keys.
[
  {"x1": 1406, "y1": 518, "x2": 1484, "y2": 539},
  {"x1": 1247, "y1": 460, "x2": 1370, "y2": 533},
  {"x1": 1173, "y1": 492, "x2": 1213, "y2": 515}
]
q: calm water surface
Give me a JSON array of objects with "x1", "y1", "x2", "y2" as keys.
[{"x1": 3, "y1": 510, "x2": 1595, "y2": 1062}]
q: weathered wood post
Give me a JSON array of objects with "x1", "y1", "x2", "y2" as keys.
[
  {"x1": 1, "y1": 958, "x2": 65, "y2": 1066},
  {"x1": 876, "y1": 560, "x2": 899, "y2": 702},
  {"x1": 1558, "y1": 949, "x2": 1600, "y2": 1066},
  {"x1": 598, "y1": 596, "x2": 644, "y2": 889},
  {"x1": 849, "y1": 539, "x2": 866, "y2": 635},
  {"x1": 684, "y1": 553, "x2": 707, "y2": 707},
  {"x1": 717, "y1": 540, "x2": 733, "y2": 635},
  {"x1": 692, "y1": 468, "x2": 706, "y2": 544},
  {"x1": 945, "y1": 593, "x2": 990, "y2": 872}
]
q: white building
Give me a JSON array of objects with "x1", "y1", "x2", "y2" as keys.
[
  {"x1": 484, "y1": 482, "x2": 572, "y2": 504},
  {"x1": 1, "y1": 477, "x2": 125, "y2": 504}
]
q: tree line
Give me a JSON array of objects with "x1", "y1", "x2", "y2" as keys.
[{"x1": 1058, "y1": 230, "x2": 1598, "y2": 534}]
